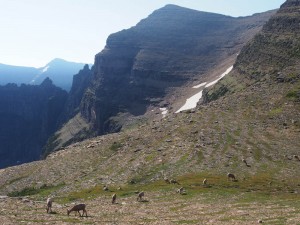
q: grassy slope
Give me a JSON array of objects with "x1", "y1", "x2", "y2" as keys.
[{"x1": 0, "y1": 1, "x2": 299, "y2": 224}]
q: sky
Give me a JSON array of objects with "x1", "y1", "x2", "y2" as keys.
[{"x1": 0, "y1": 0, "x2": 286, "y2": 68}]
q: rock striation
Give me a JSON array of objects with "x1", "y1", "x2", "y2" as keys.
[{"x1": 77, "y1": 5, "x2": 275, "y2": 136}]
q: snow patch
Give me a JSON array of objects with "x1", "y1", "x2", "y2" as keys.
[
  {"x1": 160, "y1": 108, "x2": 168, "y2": 117},
  {"x1": 176, "y1": 91, "x2": 203, "y2": 113},
  {"x1": 42, "y1": 65, "x2": 49, "y2": 73},
  {"x1": 193, "y1": 82, "x2": 207, "y2": 89},
  {"x1": 176, "y1": 66, "x2": 233, "y2": 113},
  {"x1": 205, "y1": 66, "x2": 233, "y2": 88}
]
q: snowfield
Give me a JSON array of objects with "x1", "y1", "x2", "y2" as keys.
[{"x1": 175, "y1": 65, "x2": 233, "y2": 113}]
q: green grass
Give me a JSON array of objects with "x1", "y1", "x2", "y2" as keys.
[
  {"x1": 109, "y1": 141, "x2": 123, "y2": 152},
  {"x1": 7, "y1": 183, "x2": 65, "y2": 197}
]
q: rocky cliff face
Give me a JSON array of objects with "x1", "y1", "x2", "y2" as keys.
[
  {"x1": 0, "y1": 78, "x2": 67, "y2": 168},
  {"x1": 79, "y1": 5, "x2": 275, "y2": 135}
]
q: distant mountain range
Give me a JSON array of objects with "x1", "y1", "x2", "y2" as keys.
[{"x1": 0, "y1": 58, "x2": 90, "y2": 91}]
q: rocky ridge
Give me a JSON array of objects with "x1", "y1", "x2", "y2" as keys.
[{"x1": 49, "y1": 5, "x2": 275, "y2": 151}]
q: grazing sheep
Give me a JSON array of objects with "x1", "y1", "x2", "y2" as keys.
[
  {"x1": 227, "y1": 173, "x2": 236, "y2": 181},
  {"x1": 177, "y1": 187, "x2": 186, "y2": 194},
  {"x1": 202, "y1": 178, "x2": 207, "y2": 186},
  {"x1": 164, "y1": 177, "x2": 171, "y2": 184},
  {"x1": 112, "y1": 193, "x2": 117, "y2": 204},
  {"x1": 103, "y1": 185, "x2": 109, "y2": 191},
  {"x1": 294, "y1": 155, "x2": 300, "y2": 161},
  {"x1": 46, "y1": 198, "x2": 53, "y2": 213},
  {"x1": 137, "y1": 192, "x2": 144, "y2": 201},
  {"x1": 170, "y1": 179, "x2": 180, "y2": 185},
  {"x1": 67, "y1": 204, "x2": 87, "y2": 217}
]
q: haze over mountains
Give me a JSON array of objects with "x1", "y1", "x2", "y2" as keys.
[{"x1": 0, "y1": 58, "x2": 88, "y2": 91}]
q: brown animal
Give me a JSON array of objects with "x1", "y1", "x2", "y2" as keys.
[
  {"x1": 112, "y1": 193, "x2": 117, "y2": 204},
  {"x1": 294, "y1": 155, "x2": 300, "y2": 161},
  {"x1": 67, "y1": 204, "x2": 87, "y2": 217},
  {"x1": 137, "y1": 192, "x2": 144, "y2": 201},
  {"x1": 103, "y1": 185, "x2": 109, "y2": 191},
  {"x1": 164, "y1": 177, "x2": 170, "y2": 184},
  {"x1": 227, "y1": 173, "x2": 236, "y2": 181},
  {"x1": 170, "y1": 179, "x2": 180, "y2": 185},
  {"x1": 46, "y1": 198, "x2": 52, "y2": 213},
  {"x1": 177, "y1": 187, "x2": 185, "y2": 194},
  {"x1": 202, "y1": 178, "x2": 207, "y2": 186}
]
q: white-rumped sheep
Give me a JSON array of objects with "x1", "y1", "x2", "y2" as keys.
[
  {"x1": 170, "y1": 179, "x2": 180, "y2": 185},
  {"x1": 67, "y1": 204, "x2": 87, "y2": 217},
  {"x1": 177, "y1": 187, "x2": 185, "y2": 194},
  {"x1": 202, "y1": 178, "x2": 207, "y2": 185},
  {"x1": 103, "y1": 185, "x2": 109, "y2": 191},
  {"x1": 46, "y1": 198, "x2": 53, "y2": 213}
]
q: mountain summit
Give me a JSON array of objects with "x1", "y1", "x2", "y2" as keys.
[{"x1": 47, "y1": 5, "x2": 275, "y2": 150}]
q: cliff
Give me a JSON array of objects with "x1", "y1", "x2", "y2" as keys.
[
  {"x1": 0, "y1": 78, "x2": 67, "y2": 168},
  {"x1": 76, "y1": 5, "x2": 275, "y2": 137}
]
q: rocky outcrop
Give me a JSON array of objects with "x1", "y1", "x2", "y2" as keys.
[
  {"x1": 79, "y1": 5, "x2": 275, "y2": 135},
  {"x1": 234, "y1": 0, "x2": 300, "y2": 78},
  {"x1": 0, "y1": 78, "x2": 67, "y2": 168},
  {"x1": 60, "y1": 64, "x2": 93, "y2": 121},
  {"x1": 203, "y1": 0, "x2": 300, "y2": 111}
]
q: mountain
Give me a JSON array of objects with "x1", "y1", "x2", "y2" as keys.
[
  {"x1": 0, "y1": 1, "x2": 299, "y2": 224},
  {"x1": 47, "y1": 5, "x2": 275, "y2": 151},
  {"x1": 31, "y1": 58, "x2": 89, "y2": 91},
  {"x1": 0, "y1": 59, "x2": 88, "y2": 91},
  {"x1": 0, "y1": 78, "x2": 68, "y2": 168},
  {"x1": 0, "y1": 64, "x2": 37, "y2": 85}
]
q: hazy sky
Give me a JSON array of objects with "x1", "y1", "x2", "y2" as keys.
[{"x1": 0, "y1": 0, "x2": 286, "y2": 68}]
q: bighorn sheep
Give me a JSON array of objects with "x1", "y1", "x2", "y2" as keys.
[
  {"x1": 227, "y1": 173, "x2": 237, "y2": 181},
  {"x1": 202, "y1": 178, "x2": 207, "y2": 186},
  {"x1": 176, "y1": 187, "x2": 186, "y2": 195},
  {"x1": 170, "y1": 179, "x2": 180, "y2": 185},
  {"x1": 67, "y1": 204, "x2": 87, "y2": 217},
  {"x1": 112, "y1": 193, "x2": 117, "y2": 204},
  {"x1": 46, "y1": 198, "x2": 53, "y2": 213},
  {"x1": 164, "y1": 177, "x2": 170, "y2": 184},
  {"x1": 294, "y1": 155, "x2": 300, "y2": 161},
  {"x1": 103, "y1": 185, "x2": 109, "y2": 191},
  {"x1": 137, "y1": 191, "x2": 144, "y2": 201}
]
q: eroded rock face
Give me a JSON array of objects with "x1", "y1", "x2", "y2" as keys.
[
  {"x1": 0, "y1": 78, "x2": 67, "y2": 168},
  {"x1": 79, "y1": 5, "x2": 275, "y2": 135}
]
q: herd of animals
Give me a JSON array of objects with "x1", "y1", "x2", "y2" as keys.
[
  {"x1": 45, "y1": 173, "x2": 238, "y2": 217},
  {"x1": 44, "y1": 155, "x2": 300, "y2": 217}
]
